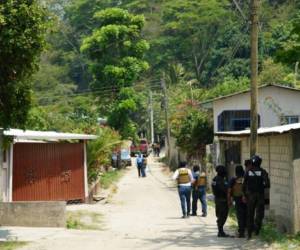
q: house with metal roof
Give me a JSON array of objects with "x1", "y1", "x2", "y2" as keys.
[
  {"x1": 215, "y1": 123, "x2": 300, "y2": 234},
  {"x1": 1, "y1": 129, "x2": 97, "y2": 203},
  {"x1": 202, "y1": 84, "x2": 300, "y2": 133}
]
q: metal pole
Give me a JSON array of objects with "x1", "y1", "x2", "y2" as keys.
[
  {"x1": 250, "y1": 0, "x2": 260, "y2": 157},
  {"x1": 0, "y1": 128, "x2": 3, "y2": 201},
  {"x1": 149, "y1": 90, "x2": 154, "y2": 144},
  {"x1": 161, "y1": 74, "x2": 171, "y2": 162}
]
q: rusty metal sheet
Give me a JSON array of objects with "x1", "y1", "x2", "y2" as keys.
[{"x1": 13, "y1": 143, "x2": 85, "y2": 202}]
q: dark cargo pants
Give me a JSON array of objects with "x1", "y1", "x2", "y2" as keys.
[
  {"x1": 215, "y1": 199, "x2": 229, "y2": 233},
  {"x1": 234, "y1": 197, "x2": 247, "y2": 236},
  {"x1": 247, "y1": 192, "x2": 265, "y2": 236}
]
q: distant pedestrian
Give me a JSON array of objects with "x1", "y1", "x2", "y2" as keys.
[
  {"x1": 243, "y1": 155, "x2": 270, "y2": 239},
  {"x1": 191, "y1": 166, "x2": 207, "y2": 217},
  {"x1": 153, "y1": 143, "x2": 160, "y2": 157},
  {"x1": 142, "y1": 157, "x2": 147, "y2": 177},
  {"x1": 156, "y1": 143, "x2": 160, "y2": 157},
  {"x1": 228, "y1": 165, "x2": 247, "y2": 238},
  {"x1": 172, "y1": 162, "x2": 194, "y2": 218},
  {"x1": 136, "y1": 153, "x2": 145, "y2": 177},
  {"x1": 212, "y1": 165, "x2": 231, "y2": 237}
]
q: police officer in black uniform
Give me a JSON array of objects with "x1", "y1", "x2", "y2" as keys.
[
  {"x1": 212, "y1": 165, "x2": 230, "y2": 237},
  {"x1": 243, "y1": 155, "x2": 270, "y2": 239},
  {"x1": 228, "y1": 165, "x2": 247, "y2": 238}
]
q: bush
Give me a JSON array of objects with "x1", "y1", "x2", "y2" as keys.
[{"x1": 87, "y1": 127, "x2": 122, "y2": 183}]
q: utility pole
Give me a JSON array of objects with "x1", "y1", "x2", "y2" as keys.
[
  {"x1": 295, "y1": 61, "x2": 299, "y2": 86},
  {"x1": 161, "y1": 74, "x2": 171, "y2": 162},
  {"x1": 250, "y1": 0, "x2": 260, "y2": 157},
  {"x1": 149, "y1": 90, "x2": 154, "y2": 144},
  {"x1": 0, "y1": 129, "x2": 3, "y2": 201}
]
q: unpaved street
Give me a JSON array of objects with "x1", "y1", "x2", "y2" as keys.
[{"x1": 19, "y1": 157, "x2": 271, "y2": 250}]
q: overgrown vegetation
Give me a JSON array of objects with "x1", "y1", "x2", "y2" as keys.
[
  {"x1": 100, "y1": 170, "x2": 124, "y2": 189},
  {"x1": 260, "y1": 221, "x2": 300, "y2": 250},
  {"x1": 0, "y1": 242, "x2": 27, "y2": 250},
  {"x1": 87, "y1": 127, "x2": 122, "y2": 183},
  {"x1": 66, "y1": 211, "x2": 103, "y2": 230},
  {"x1": 227, "y1": 207, "x2": 300, "y2": 249}
]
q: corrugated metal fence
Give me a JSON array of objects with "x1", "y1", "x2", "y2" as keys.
[{"x1": 13, "y1": 143, "x2": 85, "y2": 202}]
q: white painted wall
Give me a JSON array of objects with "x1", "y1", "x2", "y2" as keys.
[{"x1": 213, "y1": 86, "x2": 300, "y2": 132}]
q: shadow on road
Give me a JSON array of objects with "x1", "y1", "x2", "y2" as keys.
[{"x1": 139, "y1": 221, "x2": 270, "y2": 250}]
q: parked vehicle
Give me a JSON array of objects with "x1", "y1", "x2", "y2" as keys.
[
  {"x1": 120, "y1": 149, "x2": 132, "y2": 166},
  {"x1": 112, "y1": 149, "x2": 132, "y2": 168},
  {"x1": 130, "y1": 139, "x2": 149, "y2": 157}
]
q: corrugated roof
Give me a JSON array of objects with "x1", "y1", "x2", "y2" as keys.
[
  {"x1": 3, "y1": 129, "x2": 98, "y2": 141},
  {"x1": 201, "y1": 84, "x2": 300, "y2": 105},
  {"x1": 215, "y1": 122, "x2": 300, "y2": 137}
]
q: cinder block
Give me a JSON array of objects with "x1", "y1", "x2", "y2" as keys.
[{"x1": 0, "y1": 201, "x2": 66, "y2": 227}]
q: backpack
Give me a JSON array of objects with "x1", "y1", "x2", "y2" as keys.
[{"x1": 137, "y1": 156, "x2": 143, "y2": 164}]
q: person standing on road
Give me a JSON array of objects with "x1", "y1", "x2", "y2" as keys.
[
  {"x1": 191, "y1": 166, "x2": 207, "y2": 217},
  {"x1": 172, "y1": 162, "x2": 194, "y2": 218},
  {"x1": 142, "y1": 157, "x2": 147, "y2": 177},
  {"x1": 243, "y1": 155, "x2": 270, "y2": 239},
  {"x1": 212, "y1": 165, "x2": 230, "y2": 237},
  {"x1": 136, "y1": 153, "x2": 144, "y2": 177},
  {"x1": 228, "y1": 165, "x2": 247, "y2": 238}
]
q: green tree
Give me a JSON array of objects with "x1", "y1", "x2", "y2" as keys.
[
  {"x1": 258, "y1": 58, "x2": 291, "y2": 86},
  {"x1": 276, "y1": 12, "x2": 300, "y2": 66},
  {"x1": 81, "y1": 8, "x2": 149, "y2": 91},
  {"x1": 107, "y1": 87, "x2": 142, "y2": 139},
  {"x1": 174, "y1": 108, "x2": 213, "y2": 156},
  {"x1": 161, "y1": 0, "x2": 229, "y2": 84},
  {"x1": 0, "y1": 0, "x2": 47, "y2": 128}
]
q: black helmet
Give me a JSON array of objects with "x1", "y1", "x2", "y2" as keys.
[
  {"x1": 216, "y1": 165, "x2": 226, "y2": 176},
  {"x1": 251, "y1": 155, "x2": 262, "y2": 167},
  {"x1": 179, "y1": 161, "x2": 187, "y2": 168}
]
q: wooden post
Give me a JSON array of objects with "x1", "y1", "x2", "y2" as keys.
[
  {"x1": 250, "y1": 0, "x2": 260, "y2": 157},
  {"x1": 149, "y1": 90, "x2": 154, "y2": 144},
  {"x1": 161, "y1": 74, "x2": 171, "y2": 163}
]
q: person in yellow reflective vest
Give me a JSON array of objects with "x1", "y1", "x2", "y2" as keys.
[
  {"x1": 191, "y1": 165, "x2": 207, "y2": 217},
  {"x1": 228, "y1": 165, "x2": 247, "y2": 238},
  {"x1": 172, "y1": 162, "x2": 194, "y2": 218}
]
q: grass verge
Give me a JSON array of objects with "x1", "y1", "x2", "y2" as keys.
[
  {"x1": 259, "y1": 221, "x2": 300, "y2": 250},
  {"x1": 66, "y1": 210, "x2": 103, "y2": 230},
  {"x1": 0, "y1": 242, "x2": 27, "y2": 250},
  {"x1": 100, "y1": 170, "x2": 124, "y2": 189},
  {"x1": 227, "y1": 206, "x2": 300, "y2": 249}
]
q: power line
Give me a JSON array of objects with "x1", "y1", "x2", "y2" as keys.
[{"x1": 36, "y1": 81, "x2": 163, "y2": 101}]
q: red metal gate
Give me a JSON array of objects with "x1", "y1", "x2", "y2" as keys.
[{"x1": 13, "y1": 143, "x2": 85, "y2": 201}]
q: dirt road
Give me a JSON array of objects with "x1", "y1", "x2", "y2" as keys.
[{"x1": 19, "y1": 157, "x2": 271, "y2": 250}]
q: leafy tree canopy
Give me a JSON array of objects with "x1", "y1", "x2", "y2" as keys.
[
  {"x1": 81, "y1": 8, "x2": 149, "y2": 91},
  {"x1": 0, "y1": 0, "x2": 47, "y2": 128}
]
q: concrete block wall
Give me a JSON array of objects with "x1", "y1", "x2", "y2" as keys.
[
  {"x1": 0, "y1": 201, "x2": 66, "y2": 227},
  {"x1": 292, "y1": 159, "x2": 300, "y2": 233},
  {"x1": 241, "y1": 133, "x2": 294, "y2": 233}
]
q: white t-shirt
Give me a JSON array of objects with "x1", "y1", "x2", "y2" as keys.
[{"x1": 172, "y1": 168, "x2": 194, "y2": 186}]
